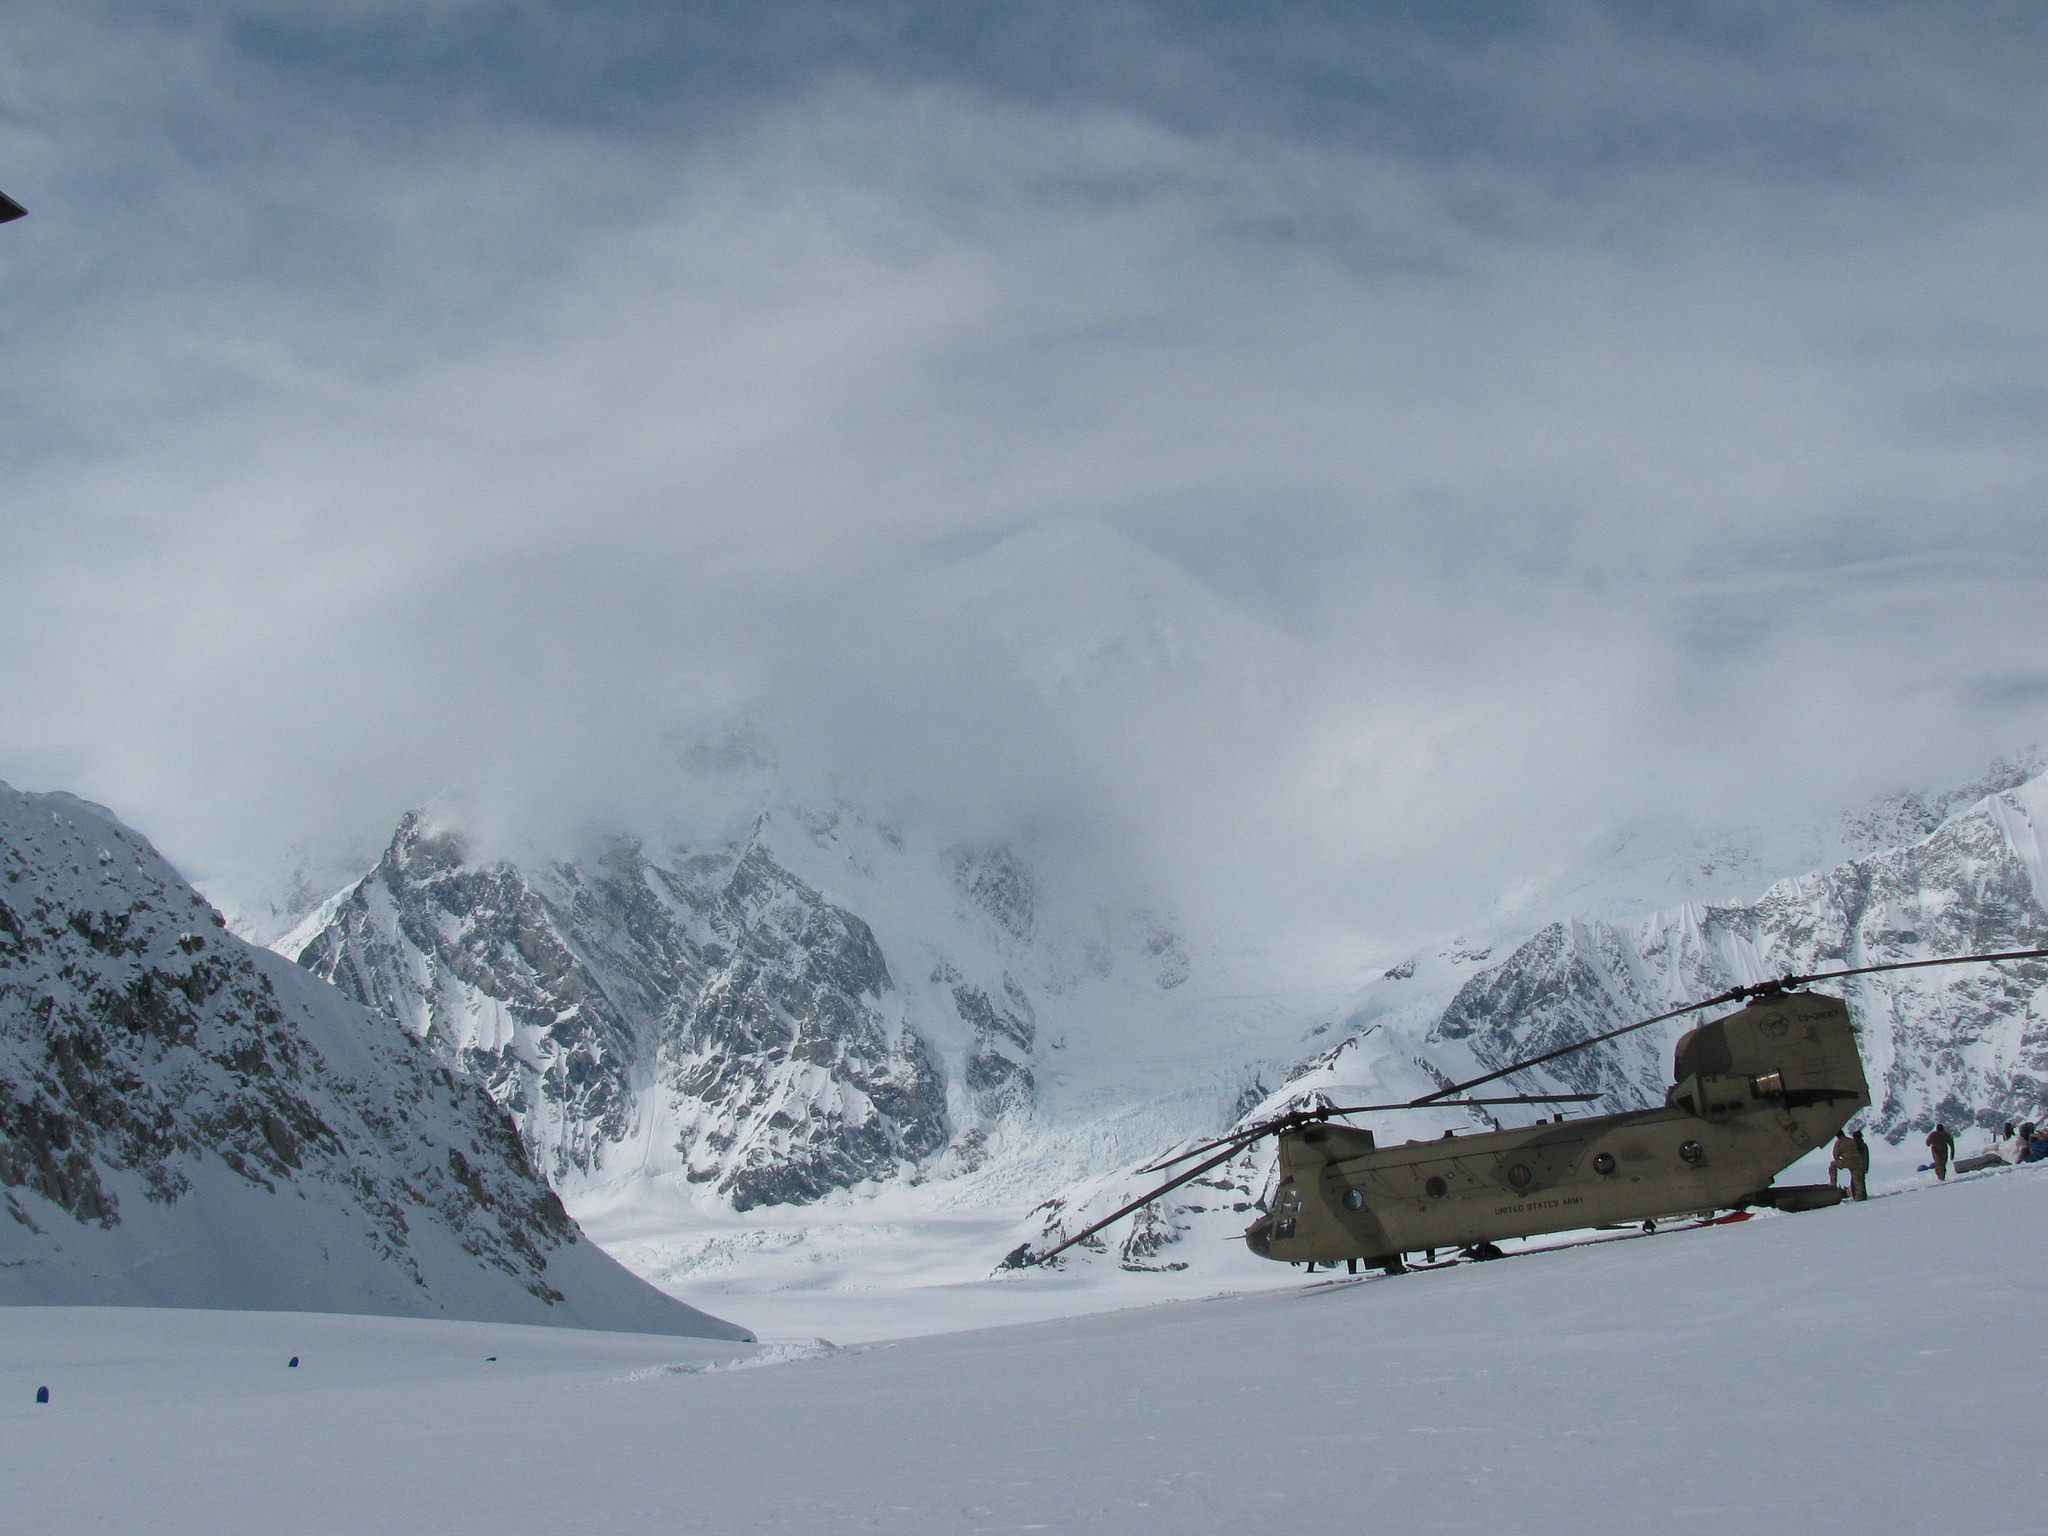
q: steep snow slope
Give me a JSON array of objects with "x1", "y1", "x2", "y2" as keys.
[
  {"x1": 0, "y1": 782, "x2": 749, "y2": 1338},
  {"x1": 3, "y1": 1164, "x2": 2042, "y2": 1535}
]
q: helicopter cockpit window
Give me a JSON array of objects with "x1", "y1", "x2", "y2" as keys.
[{"x1": 1276, "y1": 1182, "x2": 1301, "y2": 1215}]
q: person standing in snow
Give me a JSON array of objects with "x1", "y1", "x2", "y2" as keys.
[
  {"x1": 1925, "y1": 1124, "x2": 1955, "y2": 1181},
  {"x1": 1843, "y1": 1130, "x2": 1871, "y2": 1201},
  {"x1": 1829, "y1": 1132, "x2": 1856, "y2": 1192}
]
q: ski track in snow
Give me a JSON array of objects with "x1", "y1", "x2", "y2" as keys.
[{"x1": 3, "y1": 1163, "x2": 2046, "y2": 1535}]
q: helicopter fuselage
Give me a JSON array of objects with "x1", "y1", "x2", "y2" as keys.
[{"x1": 1245, "y1": 989, "x2": 1870, "y2": 1268}]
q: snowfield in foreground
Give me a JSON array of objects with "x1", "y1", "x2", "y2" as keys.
[{"x1": 4, "y1": 1164, "x2": 2046, "y2": 1535}]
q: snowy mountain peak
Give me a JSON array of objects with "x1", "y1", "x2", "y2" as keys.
[
  {"x1": 293, "y1": 808, "x2": 954, "y2": 1208},
  {"x1": 941, "y1": 519, "x2": 1302, "y2": 699}
]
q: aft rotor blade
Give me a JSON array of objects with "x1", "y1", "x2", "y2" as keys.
[
  {"x1": 1783, "y1": 946, "x2": 2048, "y2": 991},
  {"x1": 1029, "y1": 1132, "x2": 1267, "y2": 1266},
  {"x1": 1137, "y1": 1092, "x2": 1596, "y2": 1175},
  {"x1": 1413, "y1": 945, "x2": 2048, "y2": 1105},
  {"x1": 1319, "y1": 1093, "x2": 1598, "y2": 1116},
  {"x1": 1409, "y1": 994, "x2": 1741, "y2": 1105}
]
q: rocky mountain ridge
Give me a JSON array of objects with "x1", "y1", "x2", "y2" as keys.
[
  {"x1": 285, "y1": 802, "x2": 1198, "y2": 1212},
  {"x1": 0, "y1": 780, "x2": 749, "y2": 1337},
  {"x1": 292, "y1": 816, "x2": 949, "y2": 1208},
  {"x1": 1417, "y1": 774, "x2": 2048, "y2": 1136}
]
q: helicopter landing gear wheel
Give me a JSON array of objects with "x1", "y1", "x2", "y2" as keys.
[{"x1": 1382, "y1": 1256, "x2": 1406, "y2": 1276}]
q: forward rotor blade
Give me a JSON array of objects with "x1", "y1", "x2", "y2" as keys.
[
  {"x1": 1780, "y1": 946, "x2": 2048, "y2": 992},
  {"x1": 1027, "y1": 1131, "x2": 1267, "y2": 1266},
  {"x1": 1413, "y1": 945, "x2": 2048, "y2": 1105},
  {"x1": 1137, "y1": 1092, "x2": 1597, "y2": 1175},
  {"x1": 1410, "y1": 993, "x2": 1740, "y2": 1106},
  {"x1": 1135, "y1": 1111, "x2": 1319, "y2": 1174}
]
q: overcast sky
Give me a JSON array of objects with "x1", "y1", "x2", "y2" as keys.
[{"x1": 3, "y1": 2, "x2": 2047, "y2": 964}]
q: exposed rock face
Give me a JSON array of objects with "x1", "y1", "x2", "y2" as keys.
[
  {"x1": 661, "y1": 844, "x2": 946, "y2": 1209},
  {"x1": 941, "y1": 966, "x2": 1036, "y2": 1120},
  {"x1": 0, "y1": 782, "x2": 748, "y2": 1337},
  {"x1": 1428, "y1": 780, "x2": 2048, "y2": 1141},
  {"x1": 295, "y1": 816, "x2": 649, "y2": 1178},
  {"x1": 951, "y1": 844, "x2": 1037, "y2": 943},
  {"x1": 296, "y1": 816, "x2": 950, "y2": 1208}
]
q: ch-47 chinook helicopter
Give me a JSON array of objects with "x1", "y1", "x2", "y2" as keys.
[{"x1": 1017, "y1": 947, "x2": 2048, "y2": 1276}]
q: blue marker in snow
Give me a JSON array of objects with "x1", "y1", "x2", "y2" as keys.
[
  {"x1": 35, "y1": 1385, "x2": 48, "y2": 1404},
  {"x1": 288, "y1": 1356, "x2": 299, "y2": 1368}
]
